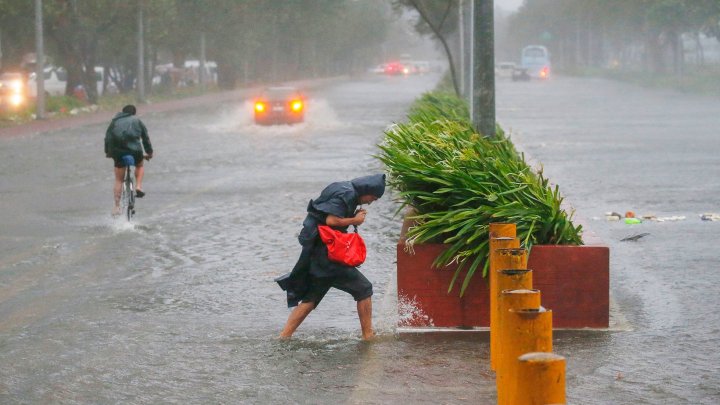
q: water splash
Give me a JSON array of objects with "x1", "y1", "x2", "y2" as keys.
[
  {"x1": 397, "y1": 294, "x2": 434, "y2": 327},
  {"x1": 204, "y1": 98, "x2": 349, "y2": 134}
]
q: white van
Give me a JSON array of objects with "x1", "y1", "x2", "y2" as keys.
[{"x1": 27, "y1": 66, "x2": 110, "y2": 98}]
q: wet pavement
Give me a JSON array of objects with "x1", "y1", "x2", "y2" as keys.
[
  {"x1": 497, "y1": 76, "x2": 720, "y2": 404},
  {"x1": 0, "y1": 72, "x2": 718, "y2": 404},
  {"x1": 0, "y1": 73, "x2": 492, "y2": 404}
]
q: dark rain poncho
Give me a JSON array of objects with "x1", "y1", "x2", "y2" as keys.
[
  {"x1": 104, "y1": 112, "x2": 153, "y2": 159},
  {"x1": 277, "y1": 174, "x2": 386, "y2": 307}
]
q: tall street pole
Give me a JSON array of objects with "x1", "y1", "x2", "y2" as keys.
[
  {"x1": 199, "y1": 32, "x2": 206, "y2": 90},
  {"x1": 472, "y1": 0, "x2": 495, "y2": 138},
  {"x1": 458, "y1": 0, "x2": 465, "y2": 98},
  {"x1": 136, "y1": 1, "x2": 145, "y2": 103},
  {"x1": 35, "y1": 0, "x2": 45, "y2": 120}
]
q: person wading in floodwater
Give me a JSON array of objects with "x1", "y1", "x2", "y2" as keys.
[{"x1": 277, "y1": 174, "x2": 386, "y2": 340}]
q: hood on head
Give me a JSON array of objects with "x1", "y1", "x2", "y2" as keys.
[{"x1": 351, "y1": 174, "x2": 386, "y2": 198}]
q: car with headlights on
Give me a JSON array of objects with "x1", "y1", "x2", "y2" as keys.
[
  {"x1": 0, "y1": 72, "x2": 27, "y2": 110},
  {"x1": 253, "y1": 87, "x2": 305, "y2": 125}
]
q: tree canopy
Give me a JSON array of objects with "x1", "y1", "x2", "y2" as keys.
[{"x1": 0, "y1": 0, "x2": 392, "y2": 100}]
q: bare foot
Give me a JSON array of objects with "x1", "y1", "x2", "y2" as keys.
[
  {"x1": 362, "y1": 331, "x2": 376, "y2": 341},
  {"x1": 111, "y1": 206, "x2": 121, "y2": 216}
]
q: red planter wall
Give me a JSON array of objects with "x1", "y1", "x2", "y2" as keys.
[{"x1": 397, "y1": 220, "x2": 609, "y2": 328}]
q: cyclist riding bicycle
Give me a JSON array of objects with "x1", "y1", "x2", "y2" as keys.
[{"x1": 104, "y1": 104, "x2": 153, "y2": 216}]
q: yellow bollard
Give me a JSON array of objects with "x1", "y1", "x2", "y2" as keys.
[
  {"x1": 497, "y1": 307, "x2": 553, "y2": 405},
  {"x1": 489, "y1": 222, "x2": 516, "y2": 239},
  {"x1": 496, "y1": 288, "x2": 540, "y2": 368},
  {"x1": 490, "y1": 248, "x2": 528, "y2": 370},
  {"x1": 514, "y1": 352, "x2": 566, "y2": 405},
  {"x1": 489, "y1": 238, "x2": 520, "y2": 365}
]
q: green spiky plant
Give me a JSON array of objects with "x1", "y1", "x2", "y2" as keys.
[{"x1": 377, "y1": 92, "x2": 583, "y2": 296}]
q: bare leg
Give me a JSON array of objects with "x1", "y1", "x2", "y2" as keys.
[
  {"x1": 357, "y1": 297, "x2": 374, "y2": 340},
  {"x1": 113, "y1": 167, "x2": 124, "y2": 213},
  {"x1": 135, "y1": 165, "x2": 145, "y2": 191},
  {"x1": 279, "y1": 302, "x2": 315, "y2": 338}
]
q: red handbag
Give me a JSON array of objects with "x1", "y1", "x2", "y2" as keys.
[{"x1": 317, "y1": 225, "x2": 367, "y2": 267}]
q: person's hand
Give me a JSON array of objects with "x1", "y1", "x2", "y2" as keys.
[
  {"x1": 145, "y1": 153, "x2": 153, "y2": 160},
  {"x1": 354, "y1": 209, "x2": 367, "y2": 225}
]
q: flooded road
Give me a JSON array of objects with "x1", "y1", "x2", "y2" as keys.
[
  {"x1": 1, "y1": 74, "x2": 491, "y2": 404},
  {"x1": 497, "y1": 76, "x2": 720, "y2": 404},
  {"x1": 1, "y1": 71, "x2": 718, "y2": 404}
]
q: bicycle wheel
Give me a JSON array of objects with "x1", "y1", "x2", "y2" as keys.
[{"x1": 123, "y1": 167, "x2": 136, "y2": 222}]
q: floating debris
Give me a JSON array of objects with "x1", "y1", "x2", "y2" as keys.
[
  {"x1": 605, "y1": 211, "x2": 623, "y2": 221},
  {"x1": 621, "y1": 232, "x2": 650, "y2": 242},
  {"x1": 655, "y1": 216, "x2": 686, "y2": 222},
  {"x1": 624, "y1": 218, "x2": 642, "y2": 225},
  {"x1": 701, "y1": 213, "x2": 720, "y2": 221}
]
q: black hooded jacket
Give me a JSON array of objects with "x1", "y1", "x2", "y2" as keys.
[
  {"x1": 279, "y1": 174, "x2": 386, "y2": 307},
  {"x1": 104, "y1": 112, "x2": 153, "y2": 159}
]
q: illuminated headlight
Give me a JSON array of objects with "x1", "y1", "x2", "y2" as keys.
[
  {"x1": 10, "y1": 80, "x2": 23, "y2": 93},
  {"x1": 9, "y1": 93, "x2": 24, "y2": 106}
]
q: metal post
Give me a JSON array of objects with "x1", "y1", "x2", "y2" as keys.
[
  {"x1": 472, "y1": 0, "x2": 495, "y2": 137},
  {"x1": 199, "y1": 32, "x2": 206, "y2": 90},
  {"x1": 499, "y1": 308, "x2": 553, "y2": 405},
  {"x1": 34, "y1": 0, "x2": 45, "y2": 119},
  {"x1": 515, "y1": 352, "x2": 566, "y2": 405},
  {"x1": 488, "y1": 236, "x2": 519, "y2": 371},
  {"x1": 458, "y1": 0, "x2": 465, "y2": 98},
  {"x1": 496, "y1": 289, "x2": 542, "y2": 403},
  {"x1": 491, "y1": 248, "x2": 528, "y2": 370},
  {"x1": 136, "y1": 1, "x2": 145, "y2": 103}
]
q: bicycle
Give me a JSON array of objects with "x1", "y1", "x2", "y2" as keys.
[{"x1": 119, "y1": 155, "x2": 137, "y2": 221}]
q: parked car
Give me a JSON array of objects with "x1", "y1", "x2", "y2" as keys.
[
  {"x1": 253, "y1": 87, "x2": 305, "y2": 125},
  {"x1": 27, "y1": 67, "x2": 67, "y2": 97}
]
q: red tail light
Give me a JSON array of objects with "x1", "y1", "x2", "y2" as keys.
[
  {"x1": 290, "y1": 100, "x2": 303, "y2": 112},
  {"x1": 540, "y1": 66, "x2": 550, "y2": 78},
  {"x1": 255, "y1": 101, "x2": 266, "y2": 112}
]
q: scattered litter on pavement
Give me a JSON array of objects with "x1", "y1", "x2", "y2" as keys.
[
  {"x1": 604, "y1": 211, "x2": 692, "y2": 222},
  {"x1": 621, "y1": 232, "x2": 650, "y2": 242},
  {"x1": 654, "y1": 216, "x2": 686, "y2": 222},
  {"x1": 701, "y1": 213, "x2": 720, "y2": 221},
  {"x1": 605, "y1": 212, "x2": 623, "y2": 221}
]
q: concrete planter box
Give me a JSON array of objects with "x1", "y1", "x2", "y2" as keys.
[{"x1": 397, "y1": 218, "x2": 609, "y2": 328}]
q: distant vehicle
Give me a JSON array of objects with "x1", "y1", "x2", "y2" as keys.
[
  {"x1": 511, "y1": 67, "x2": 531, "y2": 82},
  {"x1": 520, "y1": 45, "x2": 551, "y2": 79},
  {"x1": 383, "y1": 62, "x2": 404, "y2": 75},
  {"x1": 368, "y1": 64, "x2": 386, "y2": 74},
  {"x1": 495, "y1": 62, "x2": 517, "y2": 78},
  {"x1": 0, "y1": 72, "x2": 27, "y2": 109},
  {"x1": 253, "y1": 86, "x2": 305, "y2": 125}
]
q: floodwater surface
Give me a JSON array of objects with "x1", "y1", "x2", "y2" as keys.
[{"x1": 1, "y1": 72, "x2": 718, "y2": 404}]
